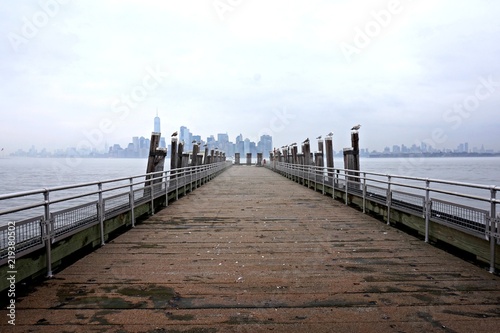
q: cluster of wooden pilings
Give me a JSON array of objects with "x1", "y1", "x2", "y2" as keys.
[
  {"x1": 169, "y1": 136, "x2": 226, "y2": 173},
  {"x1": 144, "y1": 132, "x2": 227, "y2": 181},
  {"x1": 270, "y1": 131, "x2": 361, "y2": 175}
]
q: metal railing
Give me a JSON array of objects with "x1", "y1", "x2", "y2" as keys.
[
  {"x1": 269, "y1": 161, "x2": 500, "y2": 273},
  {"x1": 0, "y1": 161, "x2": 231, "y2": 274}
]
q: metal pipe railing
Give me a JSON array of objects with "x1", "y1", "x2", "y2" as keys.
[
  {"x1": 268, "y1": 161, "x2": 499, "y2": 273},
  {"x1": 0, "y1": 161, "x2": 231, "y2": 274}
]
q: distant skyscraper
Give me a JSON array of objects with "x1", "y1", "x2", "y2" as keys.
[{"x1": 154, "y1": 109, "x2": 161, "y2": 133}]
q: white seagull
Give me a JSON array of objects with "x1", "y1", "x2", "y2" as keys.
[{"x1": 351, "y1": 124, "x2": 361, "y2": 131}]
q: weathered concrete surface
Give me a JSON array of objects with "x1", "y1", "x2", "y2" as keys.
[{"x1": 2, "y1": 166, "x2": 500, "y2": 332}]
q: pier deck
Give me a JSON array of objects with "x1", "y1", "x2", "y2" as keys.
[{"x1": 3, "y1": 166, "x2": 500, "y2": 332}]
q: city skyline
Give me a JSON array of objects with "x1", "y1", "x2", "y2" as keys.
[{"x1": 1, "y1": 1, "x2": 500, "y2": 156}]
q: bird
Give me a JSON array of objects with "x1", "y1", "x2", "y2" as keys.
[
  {"x1": 290, "y1": 142, "x2": 297, "y2": 146},
  {"x1": 351, "y1": 124, "x2": 361, "y2": 131},
  {"x1": 316, "y1": 135, "x2": 322, "y2": 140},
  {"x1": 303, "y1": 137, "x2": 310, "y2": 144},
  {"x1": 326, "y1": 132, "x2": 333, "y2": 137},
  {"x1": 192, "y1": 140, "x2": 197, "y2": 144},
  {"x1": 171, "y1": 131, "x2": 178, "y2": 137}
]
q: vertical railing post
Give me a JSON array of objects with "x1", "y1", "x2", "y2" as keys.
[
  {"x1": 164, "y1": 171, "x2": 169, "y2": 207},
  {"x1": 386, "y1": 175, "x2": 392, "y2": 225},
  {"x1": 43, "y1": 189, "x2": 53, "y2": 278},
  {"x1": 489, "y1": 187, "x2": 497, "y2": 274},
  {"x1": 150, "y1": 174, "x2": 155, "y2": 215},
  {"x1": 129, "y1": 177, "x2": 136, "y2": 228},
  {"x1": 98, "y1": 183, "x2": 105, "y2": 245},
  {"x1": 362, "y1": 172, "x2": 367, "y2": 214},
  {"x1": 344, "y1": 170, "x2": 348, "y2": 205},
  {"x1": 424, "y1": 179, "x2": 431, "y2": 243}
]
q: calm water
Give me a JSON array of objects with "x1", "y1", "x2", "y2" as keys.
[{"x1": 0, "y1": 156, "x2": 499, "y2": 225}]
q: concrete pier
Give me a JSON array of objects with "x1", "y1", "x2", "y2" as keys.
[{"x1": 2, "y1": 166, "x2": 500, "y2": 332}]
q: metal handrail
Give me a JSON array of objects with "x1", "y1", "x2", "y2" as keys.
[
  {"x1": 269, "y1": 161, "x2": 499, "y2": 273},
  {"x1": 0, "y1": 161, "x2": 231, "y2": 272}
]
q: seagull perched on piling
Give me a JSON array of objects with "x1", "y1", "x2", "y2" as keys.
[
  {"x1": 303, "y1": 138, "x2": 309, "y2": 144},
  {"x1": 316, "y1": 135, "x2": 322, "y2": 140},
  {"x1": 326, "y1": 132, "x2": 333, "y2": 137},
  {"x1": 171, "y1": 131, "x2": 178, "y2": 137},
  {"x1": 351, "y1": 124, "x2": 361, "y2": 131}
]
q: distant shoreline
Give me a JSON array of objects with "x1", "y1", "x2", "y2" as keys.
[{"x1": 367, "y1": 152, "x2": 500, "y2": 158}]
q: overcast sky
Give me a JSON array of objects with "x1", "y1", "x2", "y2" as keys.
[{"x1": 1, "y1": 0, "x2": 499, "y2": 153}]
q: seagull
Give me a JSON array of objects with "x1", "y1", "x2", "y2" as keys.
[
  {"x1": 326, "y1": 132, "x2": 333, "y2": 137},
  {"x1": 303, "y1": 137, "x2": 310, "y2": 144},
  {"x1": 316, "y1": 135, "x2": 322, "y2": 140},
  {"x1": 290, "y1": 142, "x2": 297, "y2": 146},
  {"x1": 192, "y1": 140, "x2": 197, "y2": 144},
  {"x1": 171, "y1": 131, "x2": 178, "y2": 137},
  {"x1": 351, "y1": 124, "x2": 361, "y2": 131}
]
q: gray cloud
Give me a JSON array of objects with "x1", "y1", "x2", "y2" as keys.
[{"x1": 1, "y1": 0, "x2": 499, "y2": 154}]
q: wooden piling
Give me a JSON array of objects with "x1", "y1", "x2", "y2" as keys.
[
  {"x1": 325, "y1": 136, "x2": 334, "y2": 180},
  {"x1": 235, "y1": 153, "x2": 240, "y2": 165},
  {"x1": 203, "y1": 146, "x2": 209, "y2": 165},
  {"x1": 191, "y1": 143, "x2": 199, "y2": 167},
  {"x1": 170, "y1": 137, "x2": 178, "y2": 179},
  {"x1": 177, "y1": 141, "x2": 184, "y2": 169},
  {"x1": 246, "y1": 153, "x2": 252, "y2": 165},
  {"x1": 257, "y1": 152, "x2": 263, "y2": 166},
  {"x1": 145, "y1": 132, "x2": 167, "y2": 197},
  {"x1": 303, "y1": 141, "x2": 311, "y2": 166},
  {"x1": 343, "y1": 131, "x2": 361, "y2": 190}
]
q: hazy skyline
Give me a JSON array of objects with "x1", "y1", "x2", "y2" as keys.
[{"x1": 1, "y1": 0, "x2": 499, "y2": 154}]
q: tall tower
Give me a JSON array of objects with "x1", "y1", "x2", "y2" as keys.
[{"x1": 154, "y1": 109, "x2": 161, "y2": 133}]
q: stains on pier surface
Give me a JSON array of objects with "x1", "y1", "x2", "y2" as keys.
[{"x1": 1, "y1": 166, "x2": 500, "y2": 332}]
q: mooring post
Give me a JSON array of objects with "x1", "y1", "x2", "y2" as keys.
[
  {"x1": 325, "y1": 136, "x2": 334, "y2": 188},
  {"x1": 292, "y1": 145, "x2": 298, "y2": 164},
  {"x1": 192, "y1": 143, "x2": 199, "y2": 167},
  {"x1": 170, "y1": 137, "x2": 178, "y2": 179},
  {"x1": 257, "y1": 152, "x2": 263, "y2": 166},
  {"x1": 145, "y1": 132, "x2": 165, "y2": 210},
  {"x1": 351, "y1": 131, "x2": 360, "y2": 173},
  {"x1": 246, "y1": 153, "x2": 252, "y2": 165},
  {"x1": 235, "y1": 152, "x2": 240, "y2": 165},
  {"x1": 203, "y1": 145, "x2": 209, "y2": 165},
  {"x1": 177, "y1": 141, "x2": 184, "y2": 169}
]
